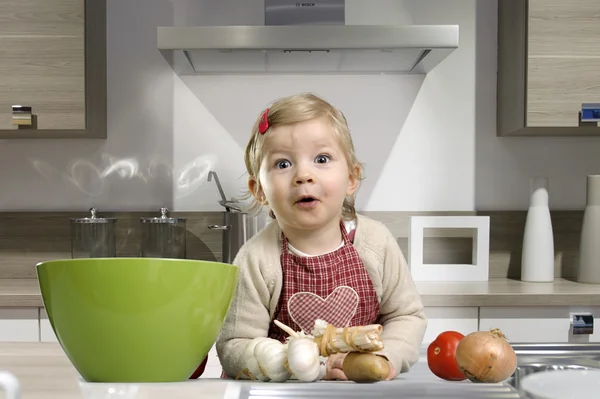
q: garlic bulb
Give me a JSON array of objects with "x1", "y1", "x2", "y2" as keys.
[
  {"x1": 241, "y1": 319, "x2": 335, "y2": 383},
  {"x1": 274, "y1": 320, "x2": 324, "y2": 382},
  {"x1": 254, "y1": 338, "x2": 291, "y2": 382},
  {"x1": 243, "y1": 337, "x2": 270, "y2": 381},
  {"x1": 287, "y1": 336, "x2": 324, "y2": 382}
]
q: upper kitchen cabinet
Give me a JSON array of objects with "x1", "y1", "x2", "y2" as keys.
[
  {"x1": 497, "y1": 0, "x2": 600, "y2": 137},
  {"x1": 0, "y1": 0, "x2": 106, "y2": 139}
]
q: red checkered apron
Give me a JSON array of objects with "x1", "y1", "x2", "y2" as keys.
[
  {"x1": 267, "y1": 220, "x2": 380, "y2": 342},
  {"x1": 210, "y1": 220, "x2": 379, "y2": 380}
]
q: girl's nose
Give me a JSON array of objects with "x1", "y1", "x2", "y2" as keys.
[
  {"x1": 294, "y1": 169, "x2": 314, "y2": 185},
  {"x1": 295, "y1": 175, "x2": 314, "y2": 185}
]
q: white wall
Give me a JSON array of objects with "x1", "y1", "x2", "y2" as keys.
[
  {"x1": 0, "y1": 0, "x2": 597, "y2": 212},
  {"x1": 167, "y1": 0, "x2": 477, "y2": 212}
]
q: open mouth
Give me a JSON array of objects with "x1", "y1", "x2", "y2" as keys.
[{"x1": 296, "y1": 196, "x2": 317, "y2": 204}]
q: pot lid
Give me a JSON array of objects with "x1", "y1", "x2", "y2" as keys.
[
  {"x1": 70, "y1": 207, "x2": 117, "y2": 224},
  {"x1": 140, "y1": 207, "x2": 186, "y2": 224}
]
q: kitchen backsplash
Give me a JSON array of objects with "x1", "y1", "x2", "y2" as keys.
[{"x1": 0, "y1": 210, "x2": 584, "y2": 280}]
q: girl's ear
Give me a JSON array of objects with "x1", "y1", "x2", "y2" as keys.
[
  {"x1": 248, "y1": 177, "x2": 267, "y2": 204},
  {"x1": 346, "y1": 164, "x2": 361, "y2": 196}
]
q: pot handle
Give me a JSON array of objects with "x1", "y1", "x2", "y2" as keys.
[
  {"x1": 0, "y1": 371, "x2": 21, "y2": 399},
  {"x1": 208, "y1": 225, "x2": 230, "y2": 230}
]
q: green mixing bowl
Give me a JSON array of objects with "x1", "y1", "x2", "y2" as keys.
[{"x1": 36, "y1": 257, "x2": 239, "y2": 383}]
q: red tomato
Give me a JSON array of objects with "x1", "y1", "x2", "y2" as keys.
[{"x1": 427, "y1": 331, "x2": 466, "y2": 381}]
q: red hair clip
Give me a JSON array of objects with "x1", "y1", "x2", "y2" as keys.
[{"x1": 258, "y1": 108, "x2": 270, "y2": 134}]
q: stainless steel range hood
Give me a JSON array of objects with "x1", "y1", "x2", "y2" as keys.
[{"x1": 156, "y1": 1, "x2": 459, "y2": 75}]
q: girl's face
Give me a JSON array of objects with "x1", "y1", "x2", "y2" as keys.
[{"x1": 250, "y1": 118, "x2": 359, "y2": 234}]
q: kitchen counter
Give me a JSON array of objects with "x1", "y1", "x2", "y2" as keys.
[
  {"x1": 0, "y1": 343, "x2": 520, "y2": 399},
  {"x1": 416, "y1": 277, "x2": 600, "y2": 306},
  {"x1": 0, "y1": 279, "x2": 600, "y2": 307},
  {"x1": 0, "y1": 279, "x2": 42, "y2": 307},
  {"x1": 3, "y1": 278, "x2": 600, "y2": 308},
  {"x1": 0, "y1": 342, "x2": 232, "y2": 398}
]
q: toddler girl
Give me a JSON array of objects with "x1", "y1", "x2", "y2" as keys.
[{"x1": 215, "y1": 93, "x2": 427, "y2": 381}]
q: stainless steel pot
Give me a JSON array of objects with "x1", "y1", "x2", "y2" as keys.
[
  {"x1": 207, "y1": 170, "x2": 270, "y2": 263},
  {"x1": 140, "y1": 207, "x2": 187, "y2": 259},
  {"x1": 209, "y1": 211, "x2": 269, "y2": 264},
  {"x1": 70, "y1": 207, "x2": 117, "y2": 259}
]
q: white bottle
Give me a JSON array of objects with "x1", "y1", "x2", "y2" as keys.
[{"x1": 521, "y1": 177, "x2": 555, "y2": 282}]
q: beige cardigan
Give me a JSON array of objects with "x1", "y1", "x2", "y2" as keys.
[{"x1": 215, "y1": 213, "x2": 427, "y2": 379}]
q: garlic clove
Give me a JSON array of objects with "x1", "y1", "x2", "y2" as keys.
[
  {"x1": 254, "y1": 338, "x2": 291, "y2": 382},
  {"x1": 243, "y1": 337, "x2": 270, "y2": 381},
  {"x1": 287, "y1": 338, "x2": 322, "y2": 382}
]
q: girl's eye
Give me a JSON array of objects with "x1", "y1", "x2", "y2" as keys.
[
  {"x1": 276, "y1": 160, "x2": 291, "y2": 169},
  {"x1": 315, "y1": 155, "x2": 330, "y2": 164}
]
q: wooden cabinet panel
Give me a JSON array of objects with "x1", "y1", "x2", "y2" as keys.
[
  {"x1": 526, "y1": 0, "x2": 600, "y2": 128},
  {"x1": 0, "y1": 0, "x2": 106, "y2": 139},
  {"x1": 527, "y1": 58, "x2": 600, "y2": 127},
  {"x1": 497, "y1": 0, "x2": 600, "y2": 136},
  {"x1": 0, "y1": 36, "x2": 85, "y2": 130},
  {"x1": 0, "y1": 0, "x2": 84, "y2": 36},
  {"x1": 528, "y1": 0, "x2": 600, "y2": 57},
  {"x1": 0, "y1": 0, "x2": 84, "y2": 131}
]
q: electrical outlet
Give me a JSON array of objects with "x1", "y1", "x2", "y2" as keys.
[
  {"x1": 570, "y1": 312, "x2": 593, "y2": 323},
  {"x1": 570, "y1": 312, "x2": 594, "y2": 336}
]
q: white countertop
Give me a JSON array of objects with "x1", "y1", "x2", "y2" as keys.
[{"x1": 0, "y1": 343, "x2": 522, "y2": 399}]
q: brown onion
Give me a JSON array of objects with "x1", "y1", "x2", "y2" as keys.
[{"x1": 455, "y1": 328, "x2": 517, "y2": 383}]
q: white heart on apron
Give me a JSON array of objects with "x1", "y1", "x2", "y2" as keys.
[{"x1": 287, "y1": 285, "x2": 359, "y2": 334}]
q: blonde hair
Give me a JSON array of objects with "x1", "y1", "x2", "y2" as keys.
[{"x1": 242, "y1": 93, "x2": 364, "y2": 220}]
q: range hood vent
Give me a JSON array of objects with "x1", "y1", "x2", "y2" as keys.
[
  {"x1": 156, "y1": 1, "x2": 458, "y2": 75},
  {"x1": 157, "y1": 25, "x2": 458, "y2": 75}
]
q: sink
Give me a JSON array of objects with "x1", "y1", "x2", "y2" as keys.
[
  {"x1": 505, "y1": 343, "x2": 600, "y2": 392},
  {"x1": 507, "y1": 363, "x2": 591, "y2": 391}
]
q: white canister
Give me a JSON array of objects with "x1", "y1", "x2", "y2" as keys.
[{"x1": 521, "y1": 177, "x2": 555, "y2": 282}]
